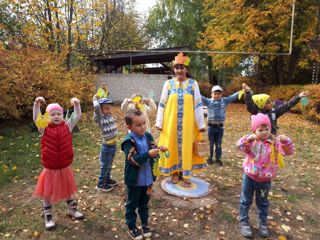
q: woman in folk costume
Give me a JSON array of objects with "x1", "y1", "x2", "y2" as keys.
[{"x1": 155, "y1": 52, "x2": 206, "y2": 187}]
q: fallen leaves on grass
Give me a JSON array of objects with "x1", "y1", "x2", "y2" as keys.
[{"x1": 281, "y1": 224, "x2": 291, "y2": 232}]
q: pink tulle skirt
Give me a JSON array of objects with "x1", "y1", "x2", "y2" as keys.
[{"x1": 33, "y1": 166, "x2": 78, "y2": 203}]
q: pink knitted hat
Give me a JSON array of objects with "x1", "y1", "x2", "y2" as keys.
[
  {"x1": 46, "y1": 103, "x2": 63, "y2": 113},
  {"x1": 251, "y1": 113, "x2": 271, "y2": 132}
]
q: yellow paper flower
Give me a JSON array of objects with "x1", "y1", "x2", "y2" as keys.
[
  {"x1": 252, "y1": 94, "x2": 270, "y2": 109},
  {"x1": 152, "y1": 160, "x2": 161, "y2": 177},
  {"x1": 270, "y1": 144, "x2": 285, "y2": 168},
  {"x1": 35, "y1": 112, "x2": 49, "y2": 129},
  {"x1": 97, "y1": 87, "x2": 108, "y2": 98},
  {"x1": 238, "y1": 90, "x2": 244, "y2": 100},
  {"x1": 132, "y1": 95, "x2": 145, "y2": 111}
]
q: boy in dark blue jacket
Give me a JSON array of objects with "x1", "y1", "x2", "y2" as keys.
[{"x1": 121, "y1": 108, "x2": 164, "y2": 240}]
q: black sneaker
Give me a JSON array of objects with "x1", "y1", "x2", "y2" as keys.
[
  {"x1": 107, "y1": 179, "x2": 118, "y2": 187},
  {"x1": 95, "y1": 184, "x2": 113, "y2": 192},
  {"x1": 142, "y1": 225, "x2": 152, "y2": 238},
  {"x1": 215, "y1": 159, "x2": 223, "y2": 166},
  {"x1": 207, "y1": 158, "x2": 214, "y2": 165},
  {"x1": 128, "y1": 228, "x2": 143, "y2": 240}
]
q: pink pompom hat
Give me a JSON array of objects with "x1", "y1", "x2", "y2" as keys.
[
  {"x1": 46, "y1": 103, "x2": 63, "y2": 113},
  {"x1": 251, "y1": 113, "x2": 271, "y2": 132}
]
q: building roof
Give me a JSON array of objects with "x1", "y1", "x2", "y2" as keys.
[{"x1": 90, "y1": 47, "x2": 190, "y2": 66}]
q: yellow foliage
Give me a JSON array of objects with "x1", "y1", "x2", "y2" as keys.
[
  {"x1": 254, "y1": 84, "x2": 320, "y2": 123},
  {"x1": 225, "y1": 81, "x2": 320, "y2": 122},
  {"x1": 199, "y1": 0, "x2": 317, "y2": 70},
  {"x1": 0, "y1": 48, "x2": 95, "y2": 120}
]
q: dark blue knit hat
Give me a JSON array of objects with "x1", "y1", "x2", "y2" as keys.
[{"x1": 98, "y1": 98, "x2": 114, "y2": 105}]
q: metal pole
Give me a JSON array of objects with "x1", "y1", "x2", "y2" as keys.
[{"x1": 130, "y1": 55, "x2": 132, "y2": 74}]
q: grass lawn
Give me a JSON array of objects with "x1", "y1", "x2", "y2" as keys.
[{"x1": 0, "y1": 104, "x2": 320, "y2": 239}]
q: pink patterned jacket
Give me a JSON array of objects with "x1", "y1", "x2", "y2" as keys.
[{"x1": 236, "y1": 135, "x2": 294, "y2": 182}]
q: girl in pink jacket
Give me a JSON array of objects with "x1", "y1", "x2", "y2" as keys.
[{"x1": 236, "y1": 113, "x2": 293, "y2": 238}]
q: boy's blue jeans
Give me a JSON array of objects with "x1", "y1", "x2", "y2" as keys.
[
  {"x1": 208, "y1": 125, "x2": 224, "y2": 160},
  {"x1": 239, "y1": 174, "x2": 271, "y2": 224},
  {"x1": 98, "y1": 144, "x2": 116, "y2": 187}
]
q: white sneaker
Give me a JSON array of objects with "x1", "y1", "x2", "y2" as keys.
[
  {"x1": 68, "y1": 210, "x2": 84, "y2": 220},
  {"x1": 67, "y1": 200, "x2": 84, "y2": 220},
  {"x1": 43, "y1": 208, "x2": 56, "y2": 230}
]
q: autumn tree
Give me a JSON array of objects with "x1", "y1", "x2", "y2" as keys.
[
  {"x1": 0, "y1": 1, "x2": 27, "y2": 48},
  {"x1": 198, "y1": 0, "x2": 319, "y2": 85},
  {"x1": 1, "y1": 0, "x2": 145, "y2": 68},
  {"x1": 146, "y1": 0, "x2": 209, "y2": 80},
  {"x1": 146, "y1": 0, "x2": 205, "y2": 49},
  {"x1": 76, "y1": 0, "x2": 145, "y2": 52}
]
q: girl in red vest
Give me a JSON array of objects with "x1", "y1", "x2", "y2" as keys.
[{"x1": 33, "y1": 96, "x2": 84, "y2": 230}]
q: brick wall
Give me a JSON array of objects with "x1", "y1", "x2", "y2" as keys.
[{"x1": 96, "y1": 73, "x2": 172, "y2": 104}]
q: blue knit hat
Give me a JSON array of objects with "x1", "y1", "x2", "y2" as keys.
[{"x1": 98, "y1": 98, "x2": 114, "y2": 105}]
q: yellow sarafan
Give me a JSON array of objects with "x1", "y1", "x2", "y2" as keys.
[
  {"x1": 158, "y1": 80, "x2": 206, "y2": 179},
  {"x1": 35, "y1": 112, "x2": 49, "y2": 129}
]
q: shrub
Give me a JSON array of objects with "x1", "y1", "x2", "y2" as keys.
[
  {"x1": 264, "y1": 84, "x2": 320, "y2": 122},
  {"x1": 0, "y1": 48, "x2": 95, "y2": 120},
  {"x1": 226, "y1": 83, "x2": 320, "y2": 123},
  {"x1": 198, "y1": 81, "x2": 212, "y2": 98},
  {"x1": 225, "y1": 76, "x2": 257, "y2": 97}
]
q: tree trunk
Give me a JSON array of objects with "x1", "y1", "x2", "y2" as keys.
[
  {"x1": 45, "y1": 0, "x2": 55, "y2": 51},
  {"x1": 256, "y1": 55, "x2": 261, "y2": 87},
  {"x1": 66, "y1": 0, "x2": 74, "y2": 70},
  {"x1": 54, "y1": 1, "x2": 62, "y2": 53},
  {"x1": 207, "y1": 55, "x2": 214, "y2": 85},
  {"x1": 276, "y1": 55, "x2": 285, "y2": 85},
  {"x1": 286, "y1": 46, "x2": 301, "y2": 84},
  {"x1": 270, "y1": 58, "x2": 278, "y2": 85},
  {"x1": 99, "y1": 1, "x2": 110, "y2": 51}
]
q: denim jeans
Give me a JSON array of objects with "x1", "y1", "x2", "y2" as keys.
[
  {"x1": 98, "y1": 144, "x2": 116, "y2": 187},
  {"x1": 239, "y1": 174, "x2": 271, "y2": 223},
  {"x1": 208, "y1": 126, "x2": 224, "y2": 160}
]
